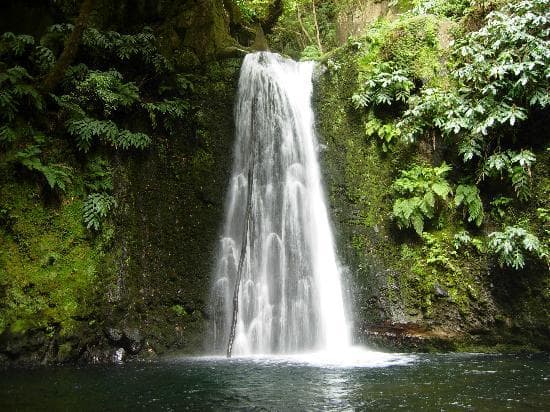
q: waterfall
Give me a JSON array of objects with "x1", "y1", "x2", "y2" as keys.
[{"x1": 210, "y1": 52, "x2": 350, "y2": 356}]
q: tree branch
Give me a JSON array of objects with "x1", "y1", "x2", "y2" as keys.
[{"x1": 42, "y1": 0, "x2": 95, "y2": 93}]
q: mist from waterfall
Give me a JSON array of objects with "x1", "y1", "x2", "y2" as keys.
[{"x1": 210, "y1": 52, "x2": 350, "y2": 356}]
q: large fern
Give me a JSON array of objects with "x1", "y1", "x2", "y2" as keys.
[
  {"x1": 77, "y1": 70, "x2": 140, "y2": 115},
  {"x1": 0, "y1": 66, "x2": 44, "y2": 121},
  {"x1": 15, "y1": 146, "x2": 73, "y2": 192},
  {"x1": 392, "y1": 163, "x2": 452, "y2": 235},
  {"x1": 82, "y1": 28, "x2": 171, "y2": 73},
  {"x1": 143, "y1": 98, "x2": 189, "y2": 133},
  {"x1": 66, "y1": 117, "x2": 151, "y2": 152},
  {"x1": 488, "y1": 225, "x2": 548, "y2": 269},
  {"x1": 83, "y1": 192, "x2": 117, "y2": 230},
  {"x1": 0, "y1": 32, "x2": 35, "y2": 56},
  {"x1": 454, "y1": 184, "x2": 484, "y2": 227}
]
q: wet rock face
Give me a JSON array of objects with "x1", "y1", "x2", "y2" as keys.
[
  {"x1": 105, "y1": 327, "x2": 143, "y2": 354},
  {"x1": 96, "y1": 59, "x2": 242, "y2": 359}
]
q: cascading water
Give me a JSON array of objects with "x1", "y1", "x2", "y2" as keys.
[{"x1": 210, "y1": 52, "x2": 350, "y2": 356}]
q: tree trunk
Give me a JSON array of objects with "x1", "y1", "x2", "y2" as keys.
[
  {"x1": 42, "y1": 0, "x2": 95, "y2": 92},
  {"x1": 311, "y1": 0, "x2": 323, "y2": 53},
  {"x1": 296, "y1": 3, "x2": 314, "y2": 46}
]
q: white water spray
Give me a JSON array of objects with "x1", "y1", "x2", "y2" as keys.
[{"x1": 210, "y1": 52, "x2": 350, "y2": 356}]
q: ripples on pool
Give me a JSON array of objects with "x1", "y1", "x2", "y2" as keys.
[{"x1": 1, "y1": 351, "x2": 549, "y2": 410}]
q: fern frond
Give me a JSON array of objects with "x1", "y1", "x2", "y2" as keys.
[
  {"x1": 83, "y1": 192, "x2": 117, "y2": 230},
  {"x1": 66, "y1": 117, "x2": 151, "y2": 152},
  {"x1": 0, "y1": 32, "x2": 34, "y2": 56},
  {"x1": 488, "y1": 225, "x2": 547, "y2": 269},
  {"x1": 15, "y1": 145, "x2": 73, "y2": 191},
  {"x1": 77, "y1": 70, "x2": 139, "y2": 114},
  {"x1": 454, "y1": 184, "x2": 484, "y2": 226}
]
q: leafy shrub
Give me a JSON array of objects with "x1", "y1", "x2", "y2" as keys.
[
  {"x1": 82, "y1": 28, "x2": 171, "y2": 73},
  {"x1": 363, "y1": 117, "x2": 402, "y2": 152},
  {"x1": 390, "y1": 0, "x2": 548, "y2": 212},
  {"x1": 488, "y1": 225, "x2": 548, "y2": 269},
  {"x1": 392, "y1": 163, "x2": 452, "y2": 234},
  {"x1": 480, "y1": 150, "x2": 536, "y2": 200},
  {"x1": 0, "y1": 32, "x2": 35, "y2": 56},
  {"x1": 77, "y1": 70, "x2": 140, "y2": 115},
  {"x1": 352, "y1": 64, "x2": 414, "y2": 109},
  {"x1": 400, "y1": 0, "x2": 548, "y2": 166}
]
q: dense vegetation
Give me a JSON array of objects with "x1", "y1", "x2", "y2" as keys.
[
  {"x1": 314, "y1": 0, "x2": 548, "y2": 350},
  {"x1": 349, "y1": 0, "x2": 548, "y2": 270}
]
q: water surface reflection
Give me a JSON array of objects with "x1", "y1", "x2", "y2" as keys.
[{"x1": 1, "y1": 352, "x2": 548, "y2": 410}]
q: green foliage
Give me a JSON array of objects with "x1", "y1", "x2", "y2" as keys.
[
  {"x1": 392, "y1": 163, "x2": 452, "y2": 234},
  {"x1": 421, "y1": 232, "x2": 459, "y2": 272},
  {"x1": 300, "y1": 45, "x2": 322, "y2": 61},
  {"x1": 452, "y1": 0, "x2": 549, "y2": 111},
  {"x1": 0, "y1": 126, "x2": 18, "y2": 145},
  {"x1": 399, "y1": 0, "x2": 548, "y2": 182},
  {"x1": 488, "y1": 225, "x2": 548, "y2": 269},
  {"x1": 0, "y1": 66, "x2": 44, "y2": 122},
  {"x1": 85, "y1": 156, "x2": 113, "y2": 192},
  {"x1": 363, "y1": 117, "x2": 402, "y2": 152},
  {"x1": 83, "y1": 192, "x2": 116, "y2": 231},
  {"x1": 357, "y1": 15, "x2": 440, "y2": 80},
  {"x1": 398, "y1": 87, "x2": 464, "y2": 143},
  {"x1": 30, "y1": 45, "x2": 56, "y2": 73},
  {"x1": 269, "y1": 0, "x2": 338, "y2": 57},
  {"x1": 143, "y1": 99, "x2": 190, "y2": 133},
  {"x1": 453, "y1": 230, "x2": 484, "y2": 252},
  {"x1": 454, "y1": 184, "x2": 483, "y2": 226},
  {"x1": 0, "y1": 14, "x2": 195, "y2": 344},
  {"x1": 352, "y1": 62, "x2": 414, "y2": 151},
  {"x1": 170, "y1": 304, "x2": 188, "y2": 317},
  {"x1": 77, "y1": 70, "x2": 140, "y2": 115},
  {"x1": 15, "y1": 146, "x2": 73, "y2": 192},
  {"x1": 82, "y1": 28, "x2": 171, "y2": 73},
  {"x1": 480, "y1": 150, "x2": 536, "y2": 201},
  {"x1": 352, "y1": 64, "x2": 414, "y2": 108},
  {"x1": 412, "y1": 0, "x2": 473, "y2": 19},
  {"x1": 490, "y1": 196, "x2": 513, "y2": 219},
  {"x1": 66, "y1": 117, "x2": 151, "y2": 152},
  {"x1": 0, "y1": 32, "x2": 35, "y2": 56},
  {"x1": 0, "y1": 188, "x2": 99, "y2": 336},
  {"x1": 399, "y1": 229, "x2": 477, "y2": 313},
  {"x1": 352, "y1": 14, "x2": 443, "y2": 152},
  {"x1": 235, "y1": 0, "x2": 272, "y2": 22}
]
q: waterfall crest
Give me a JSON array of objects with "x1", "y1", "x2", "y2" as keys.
[{"x1": 210, "y1": 52, "x2": 350, "y2": 355}]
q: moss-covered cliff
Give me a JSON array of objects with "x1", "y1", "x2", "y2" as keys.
[{"x1": 0, "y1": 0, "x2": 245, "y2": 366}]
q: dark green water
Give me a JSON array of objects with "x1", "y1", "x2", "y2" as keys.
[{"x1": 1, "y1": 352, "x2": 549, "y2": 411}]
